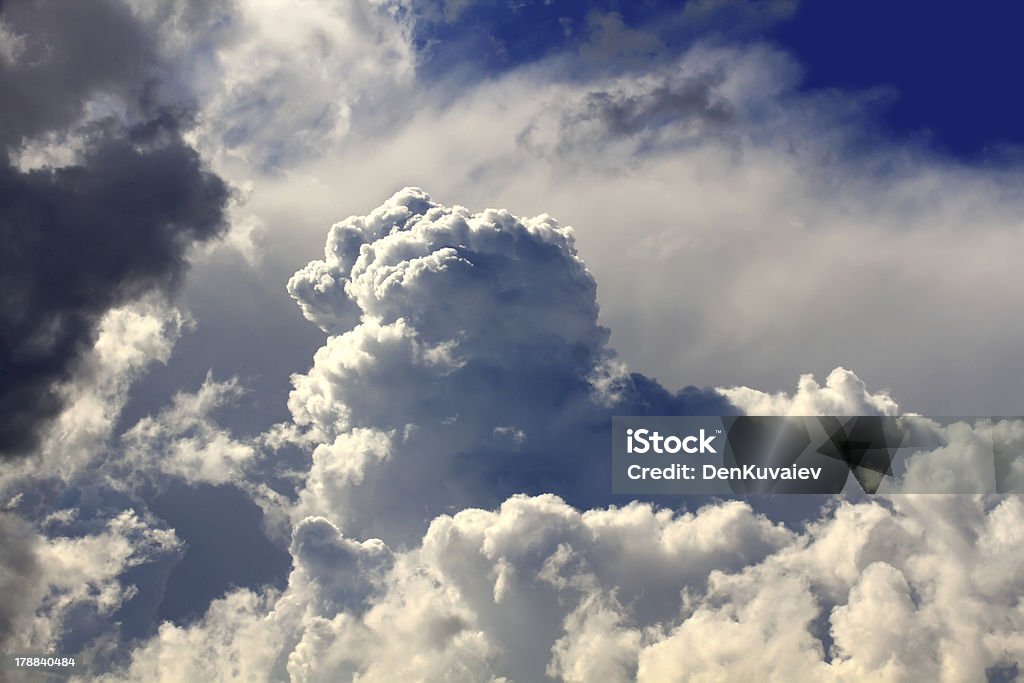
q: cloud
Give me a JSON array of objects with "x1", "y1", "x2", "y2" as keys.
[
  {"x1": 103, "y1": 493, "x2": 1024, "y2": 682},
  {"x1": 516, "y1": 55, "x2": 741, "y2": 163},
  {"x1": 637, "y1": 494, "x2": 1024, "y2": 681},
  {"x1": 15, "y1": 300, "x2": 189, "y2": 484},
  {"x1": 2, "y1": 4, "x2": 1023, "y2": 679},
  {"x1": 400, "y1": 0, "x2": 794, "y2": 79},
  {"x1": 879, "y1": 417, "x2": 1024, "y2": 495},
  {"x1": 717, "y1": 366, "x2": 901, "y2": 417},
  {"x1": 98, "y1": 185, "x2": 1016, "y2": 678},
  {"x1": 289, "y1": 516, "x2": 393, "y2": 615},
  {"x1": 0, "y1": 299, "x2": 183, "y2": 498},
  {"x1": 107, "y1": 496, "x2": 790, "y2": 682},
  {"x1": 0, "y1": 136, "x2": 228, "y2": 458},
  {"x1": 186, "y1": 30, "x2": 1024, "y2": 416},
  {"x1": 286, "y1": 188, "x2": 731, "y2": 543},
  {"x1": 175, "y1": 0, "x2": 415, "y2": 170},
  {"x1": 0, "y1": 508, "x2": 181, "y2": 662},
  {"x1": 0, "y1": 297, "x2": 275, "y2": 669},
  {"x1": 0, "y1": 295, "x2": 218, "y2": 671},
  {"x1": 120, "y1": 374, "x2": 256, "y2": 485},
  {"x1": 0, "y1": 0, "x2": 153, "y2": 149},
  {"x1": 0, "y1": 0, "x2": 230, "y2": 459},
  {"x1": 99, "y1": 587, "x2": 287, "y2": 683},
  {"x1": 713, "y1": 374, "x2": 1024, "y2": 495},
  {"x1": 0, "y1": 512, "x2": 41, "y2": 657}
]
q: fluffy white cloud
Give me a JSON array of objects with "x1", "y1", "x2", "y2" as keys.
[
  {"x1": 714, "y1": 374, "x2": 1024, "y2": 494},
  {"x1": 878, "y1": 417, "x2": 1024, "y2": 495},
  {"x1": 284, "y1": 188, "x2": 731, "y2": 544},
  {"x1": 98, "y1": 588, "x2": 287, "y2": 683},
  {"x1": 102, "y1": 493, "x2": 1024, "y2": 682},
  {"x1": 105, "y1": 495, "x2": 789, "y2": 682},
  {"x1": 6, "y1": 4, "x2": 1024, "y2": 675},
  {"x1": 638, "y1": 494, "x2": 1024, "y2": 682},
  {"x1": 159, "y1": 0, "x2": 415, "y2": 170},
  {"x1": 120, "y1": 374, "x2": 256, "y2": 485},
  {"x1": 717, "y1": 366, "x2": 901, "y2": 417}
]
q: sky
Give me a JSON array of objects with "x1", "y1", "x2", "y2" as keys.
[{"x1": 1, "y1": 1, "x2": 1023, "y2": 681}]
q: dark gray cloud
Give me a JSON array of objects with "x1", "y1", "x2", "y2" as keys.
[
  {"x1": 571, "y1": 79, "x2": 733, "y2": 138},
  {"x1": 0, "y1": 0, "x2": 230, "y2": 457},
  {"x1": 0, "y1": 135, "x2": 229, "y2": 456},
  {"x1": 0, "y1": 0, "x2": 153, "y2": 148},
  {"x1": 516, "y1": 68, "x2": 738, "y2": 162}
]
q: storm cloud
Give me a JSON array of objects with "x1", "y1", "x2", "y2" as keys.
[{"x1": 0, "y1": 0, "x2": 229, "y2": 457}]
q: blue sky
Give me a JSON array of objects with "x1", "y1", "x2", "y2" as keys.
[
  {"x1": 777, "y1": 2, "x2": 1024, "y2": 157},
  {"x1": 408, "y1": 0, "x2": 1024, "y2": 157}
]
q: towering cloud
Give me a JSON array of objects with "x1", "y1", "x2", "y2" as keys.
[
  {"x1": 286, "y1": 188, "x2": 733, "y2": 543},
  {"x1": 0, "y1": 0, "x2": 229, "y2": 457}
]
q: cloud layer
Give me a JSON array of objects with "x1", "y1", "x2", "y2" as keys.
[
  {"x1": 0, "y1": 180, "x2": 1020, "y2": 683},
  {"x1": 190, "y1": 23, "x2": 1024, "y2": 415},
  {"x1": 1, "y1": 2, "x2": 1022, "y2": 681},
  {"x1": 84, "y1": 188, "x2": 1018, "y2": 682},
  {"x1": 105, "y1": 494, "x2": 1024, "y2": 682}
]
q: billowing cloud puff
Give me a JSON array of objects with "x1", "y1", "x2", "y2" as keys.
[
  {"x1": 105, "y1": 493, "x2": 1024, "y2": 682},
  {"x1": 881, "y1": 417, "x2": 1024, "y2": 495},
  {"x1": 715, "y1": 373, "x2": 1024, "y2": 495},
  {"x1": 289, "y1": 516, "x2": 393, "y2": 615},
  {"x1": 717, "y1": 366, "x2": 901, "y2": 417},
  {"x1": 107, "y1": 496, "x2": 789, "y2": 682},
  {"x1": 287, "y1": 186, "x2": 597, "y2": 344},
  {"x1": 638, "y1": 494, "x2": 1024, "y2": 682},
  {"x1": 285, "y1": 188, "x2": 733, "y2": 543}
]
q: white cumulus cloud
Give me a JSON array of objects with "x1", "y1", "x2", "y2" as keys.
[
  {"x1": 284, "y1": 188, "x2": 731, "y2": 544},
  {"x1": 102, "y1": 494, "x2": 1024, "y2": 682}
]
